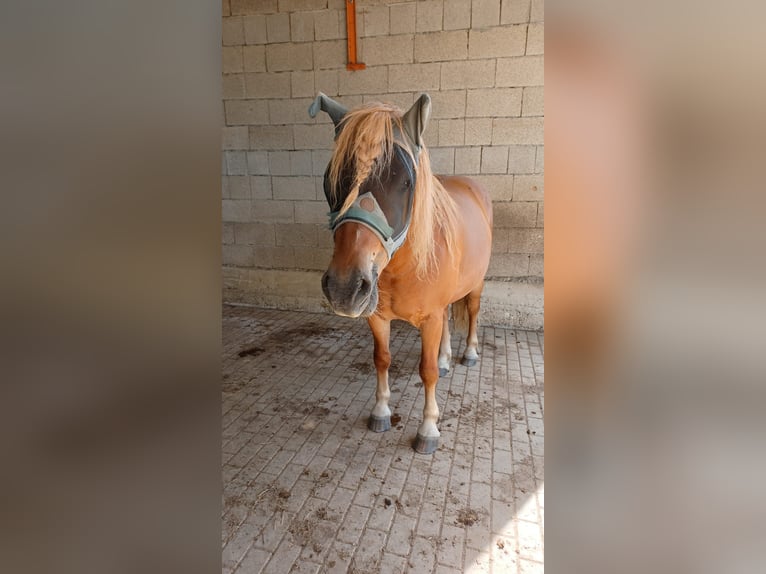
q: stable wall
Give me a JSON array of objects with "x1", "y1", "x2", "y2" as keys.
[{"x1": 221, "y1": 0, "x2": 544, "y2": 329}]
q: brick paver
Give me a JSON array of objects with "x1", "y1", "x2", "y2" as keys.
[{"x1": 223, "y1": 305, "x2": 544, "y2": 573}]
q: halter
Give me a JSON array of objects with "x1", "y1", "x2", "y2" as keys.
[{"x1": 324, "y1": 141, "x2": 417, "y2": 260}]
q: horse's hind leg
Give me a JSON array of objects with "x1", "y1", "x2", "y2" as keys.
[
  {"x1": 461, "y1": 284, "x2": 483, "y2": 367},
  {"x1": 367, "y1": 315, "x2": 392, "y2": 432},
  {"x1": 438, "y1": 307, "x2": 451, "y2": 377},
  {"x1": 414, "y1": 313, "x2": 443, "y2": 454}
]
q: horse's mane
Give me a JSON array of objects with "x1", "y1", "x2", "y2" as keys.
[{"x1": 327, "y1": 103, "x2": 459, "y2": 279}]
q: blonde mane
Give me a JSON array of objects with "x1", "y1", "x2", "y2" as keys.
[{"x1": 327, "y1": 103, "x2": 460, "y2": 279}]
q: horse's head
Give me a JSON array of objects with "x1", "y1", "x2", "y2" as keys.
[{"x1": 309, "y1": 93, "x2": 431, "y2": 318}]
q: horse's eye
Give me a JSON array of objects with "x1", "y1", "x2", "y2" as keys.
[{"x1": 404, "y1": 179, "x2": 411, "y2": 188}]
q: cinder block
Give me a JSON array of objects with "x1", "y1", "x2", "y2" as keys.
[
  {"x1": 224, "y1": 99, "x2": 268, "y2": 125},
  {"x1": 487, "y1": 253, "x2": 530, "y2": 276},
  {"x1": 222, "y1": 199, "x2": 252, "y2": 222},
  {"x1": 526, "y1": 22, "x2": 543, "y2": 55},
  {"x1": 494, "y1": 201, "x2": 537, "y2": 228},
  {"x1": 467, "y1": 88, "x2": 522, "y2": 117},
  {"x1": 294, "y1": 247, "x2": 333, "y2": 270},
  {"x1": 362, "y1": 35, "x2": 413, "y2": 66},
  {"x1": 223, "y1": 126, "x2": 249, "y2": 150},
  {"x1": 429, "y1": 90, "x2": 466, "y2": 119},
  {"x1": 469, "y1": 26, "x2": 526, "y2": 59},
  {"x1": 508, "y1": 228, "x2": 543, "y2": 253},
  {"x1": 253, "y1": 245, "x2": 294, "y2": 268},
  {"x1": 268, "y1": 99, "x2": 294, "y2": 124},
  {"x1": 492, "y1": 117, "x2": 543, "y2": 145},
  {"x1": 440, "y1": 59, "x2": 495, "y2": 89},
  {"x1": 223, "y1": 175, "x2": 250, "y2": 199},
  {"x1": 313, "y1": 40, "x2": 346, "y2": 69},
  {"x1": 290, "y1": 70, "x2": 315, "y2": 98},
  {"x1": 245, "y1": 72, "x2": 291, "y2": 99},
  {"x1": 472, "y1": 0, "x2": 501, "y2": 28},
  {"x1": 492, "y1": 228, "x2": 510, "y2": 252},
  {"x1": 276, "y1": 223, "x2": 317, "y2": 246},
  {"x1": 416, "y1": 1, "x2": 443, "y2": 33},
  {"x1": 222, "y1": 222, "x2": 235, "y2": 244},
  {"x1": 362, "y1": 92, "x2": 414, "y2": 110},
  {"x1": 223, "y1": 244, "x2": 254, "y2": 267},
  {"x1": 266, "y1": 43, "x2": 313, "y2": 72},
  {"x1": 429, "y1": 147, "x2": 455, "y2": 174},
  {"x1": 266, "y1": 13, "x2": 290, "y2": 43},
  {"x1": 314, "y1": 10, "x2": 341, "y2": 41},
  {"x1": 290, "y1": 12, "x2": 314, "y2": 42},
  {"x1": 535, "y1": 145, "x2": 544, "y2": 173},
  {"x1": 290, "y1": 151, "x2": 313, "y2": 175},
  {"x1": 244, "y1": 15, "x2": 267, "y2": 44},
  {"x1": 315, "y1": 69, "x2": 338, "y2": 95},
  {"x1": 231, "y1": 0, "x2": 277, "y2": 15},
  {"x1": 312, "y1": 149, "x2": 332, "y2": 175},
  {"x1": 414, "y1": 30, "x2": 468, "y2": 63},
  {"x1": 294, "y1": 201, "x2": 328, "y2": 224},
  {"x1": 465, "y1": 118, "x2": 493, "y2": 145},
  {"x1": 268, "y1": 151, "x2": 291, "y2": 176},
  {"x1": 454, "y1": 147, "x2": 481, "y2": 174},
  {"x1": 438, "y1": 119, "x2": 465, "y2": 146},
  {"x1": 243, "y1": 45, "x2": 266, "y2": 72},
  {"x1": 223, "y1": 17, "x2": 245, "y2": 46},
  {"x1": 481, "y1": 146, "x2": 509, "y2": 174},
  {"x1": 222, "y1": 74, "x2": 246, "y2": 99},
  {"x1": 249, "y1": 125, "x2": 293, "y2": 149},
  {"x1": 472, "y1": 174, "x2": 513, "y2": 200},
  {"x1": 363, "y1": 6, "x2": 389, "y2": 37},
  {"x1": 507, "y1": 145, "x2": 537, "y2": 173},
  {"x1": 223, "y1": 0, "x2": 231, "y2": 17},
  {"x1": 496, "y1": 56, "x2": 543, "y2": 87},
  {"x1": 293, "y1": 124, "x2": 334, "y2": 150},
  {"x1": 251, "y1": 200, "x2": 294, "y2": 223},
  {"x1": 235, "y1": 222, "x2": 275, "y2": 245},
  {"x1": 501, "y1": 0, "x2": 531, "y2": 24},
  {"x1": 250, "y1": 176, "x2": 273, "y2": 199},
  {"x1": 247, "y1": 151, "x2": 269, "y2": 175},
  {"x1": 521, "y1": 86, "x2": 544, "y2": 117},
  {"x1": 338, "y1": 66, "x2": 388, "y2": 95},
  {"x1": 388, "y1": 63, "x2": 440, "y2": 92},
  {"x1": 443, "y1": 0, "x2": 471, "y2": 30},
  {"x1": 223, "y1": 47, "x2": 243, "y2": 74},
  {"x1": 536, "y1": 201, "x2": 543, "y2": 227},
  {"x1": 225, "y1": 151, "x2": 248, "y2": 175},
  {"x1": 512, "y1": 174, "x2": 543, "y2": 201},
  {"x1": 529, "y1": 254, "x2": 543, "y2": 276},
  {"x1": 530, "y1": 0, "x2": 543, "y2": 22},
  {"x1": 278, "y1": 0, "x2": 327, "y2": 12},
  {"x1": 390, "y1": 3, "x2": 416, "y2": 34}
]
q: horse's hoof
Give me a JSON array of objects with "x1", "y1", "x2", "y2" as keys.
[
  {"x1": 461, "y1": 356, "x2": 477, "y2": 367},
  {"x1": 413, "y1": 434, "x2": 439, "y2": 454},
  {"x1": 368, "y1": 415, "x2": 391, "y2": 433},
  {"x1": 438, "y1": 367, "x2": 449, "y2": 377}
]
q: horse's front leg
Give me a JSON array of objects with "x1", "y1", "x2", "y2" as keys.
[
  {"x1": 414, "y1": 314, "x2": 443, "y2": 454},
  {"x1": 367, "y1": 315, "x2": 392, "y2": 432}
]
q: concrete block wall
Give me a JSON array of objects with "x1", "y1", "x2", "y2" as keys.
[{"x1": 222, "y1": 0, "x2": 544, "y2": 329}]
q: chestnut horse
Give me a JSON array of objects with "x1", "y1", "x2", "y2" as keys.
[{"x1": 309, "y1": 93, "x2": 493, "y2": 454}]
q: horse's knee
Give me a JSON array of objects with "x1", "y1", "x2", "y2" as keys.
[{"x1": 374, "y1": 350, "x2": 391, "y2": 372}]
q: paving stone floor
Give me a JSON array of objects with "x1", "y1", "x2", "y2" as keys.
[{"x1": 222, "y1": 305, "x2": 544, "y2": 574}]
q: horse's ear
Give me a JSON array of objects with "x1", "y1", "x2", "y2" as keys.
[
  {"x1": 308, "y1": 92, "x2": 348, "y2": 133},
  {"x1": 401, "y1": 93, "x2": 432, "y2": 155}
]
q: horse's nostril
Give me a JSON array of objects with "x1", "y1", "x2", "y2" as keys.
[
  {"x1": 321, "y1": 272, "x2": 330, "y2": 296},
  {"x1": 358, "y1": 276, "x2": 371, "y2": 297}
]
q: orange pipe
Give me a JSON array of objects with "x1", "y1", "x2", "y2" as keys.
[{"x1": 345, "y1": 0, "x2": 366, "y2": 70}]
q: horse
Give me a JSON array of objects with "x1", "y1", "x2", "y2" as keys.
[{"x1": 308, "y1": 92, "x2": 493, "y2": 454}]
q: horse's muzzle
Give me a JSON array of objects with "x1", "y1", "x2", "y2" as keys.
[{"x1": 321, "y1": 268, "x2": 377, "y2": 318}]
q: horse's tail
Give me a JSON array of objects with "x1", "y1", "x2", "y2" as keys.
[{"x1": 452, "y1": 296, "x2": 470, "y2": 336}]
